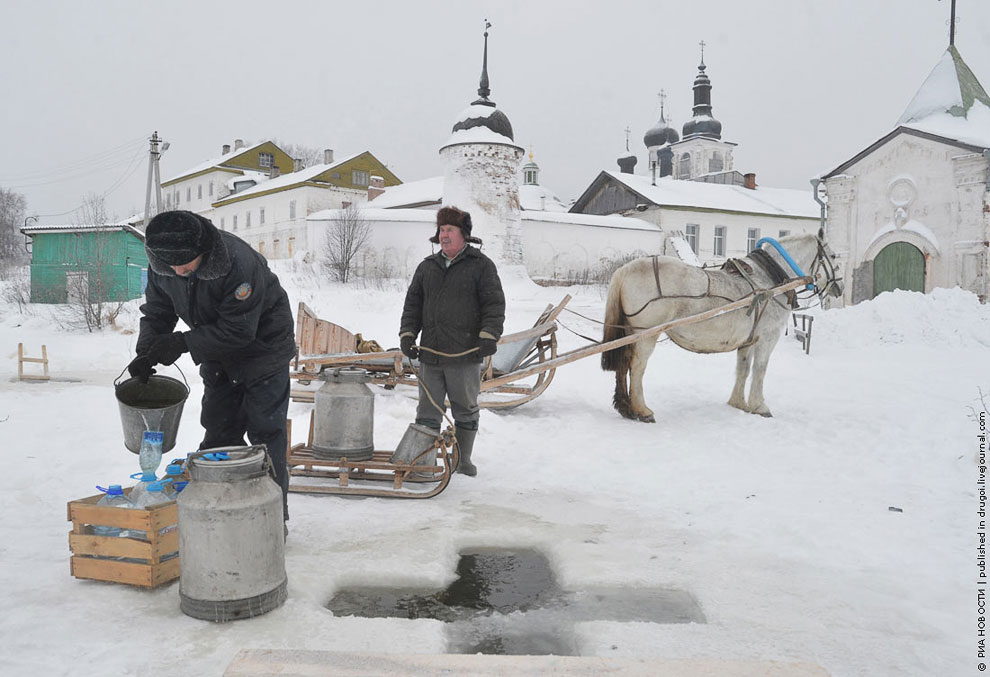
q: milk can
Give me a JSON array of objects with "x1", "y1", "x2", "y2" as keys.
[
  {"x1": 313, "y1": 367, "x2": 375, "y2": 461},
  {"x1": 177, "y1": 446, "x2": 287, "y2": 622}
]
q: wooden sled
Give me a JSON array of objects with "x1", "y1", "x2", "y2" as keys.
[
  {"x1": 291, "y1": 295, "x2": 571, "y2": 410},
  {"x1": 286, "y1": 412, "x2": 458, "y2": 499}
]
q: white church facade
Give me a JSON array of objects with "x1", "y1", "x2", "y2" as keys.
[{"x1": 822, "y1": 45, "x2": 990, "y2": 305}]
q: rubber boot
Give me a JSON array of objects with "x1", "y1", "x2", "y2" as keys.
[{"x1": 454, "y1": 427, "x2": 478, "y2": 477}]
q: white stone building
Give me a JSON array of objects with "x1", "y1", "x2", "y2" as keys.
[{"x1": 822, "y1": 45, "x2": 990, "y2": 305}]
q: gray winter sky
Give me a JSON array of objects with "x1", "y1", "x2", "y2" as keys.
[{"x1": 3, "y1": 0, "x2": 988, "y2": 225}]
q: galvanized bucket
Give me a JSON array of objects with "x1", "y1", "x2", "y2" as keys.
[
  {"x1": 177, "y1": 445, "x2": 287, "y2": 622},
  {"x1": 390, "y1": 423, "x2": 441, "y2": 478},
  {"x1": 114, "y1": 365, "x2": 189, "y2": 454}
]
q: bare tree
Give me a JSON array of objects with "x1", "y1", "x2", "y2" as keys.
[
  {"x1": 0, "y1": 187, "x2": 28, "y2": 275},
  {"x1": 61, "y1": 194, "x2": 124, "y2": 331},
  {"x1": 274, "y1": 141, "x2": 323, "y2": 169},
  {"x1": 321, "y1": 204, "x2": 371, "y2": 284}
]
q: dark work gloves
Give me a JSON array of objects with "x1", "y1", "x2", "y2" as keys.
[
  {"x1": 400, "y1": 336, "x2": 419, "y2": 360},
  {"x1": 146, "y1": 332, "x2": 188, "y2": 367},
  {"x1": 127, "y1": 355, "x2": 155, "y2": 384},
  {"x1": 478, "y1": 338, "x2": 498, "y2": 358}
]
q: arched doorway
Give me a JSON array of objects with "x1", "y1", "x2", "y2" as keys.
[{"x1": 873, "y1": 241, "x2": 925, "y2": 297}]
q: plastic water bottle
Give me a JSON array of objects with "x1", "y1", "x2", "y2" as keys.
[
  {"x1": 139, "y1": 431, "x2": 164, "y2": 478},
  {"x1": 92, "y1": 485, "x2": 132, "y2": 537},
  {"x1": 161, "y1": 462, "x2": 185, "y2": 498},
  {"x1": 126, "y1": 480, "x2": 174, "y2": 541}
]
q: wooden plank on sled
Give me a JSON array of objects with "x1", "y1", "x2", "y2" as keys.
[{"x1": 484, "y1": 277, "x2": 812, "y2": 390}]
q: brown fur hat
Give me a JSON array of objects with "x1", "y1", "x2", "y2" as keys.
[{"x1": 430, "y1": 206, "x2": 482, "y2": 245}]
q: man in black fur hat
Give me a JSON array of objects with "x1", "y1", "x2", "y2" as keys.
[
  {"x1": 399, "y1": 206, "x2": 505, "y2": 476},
  {"x1": 128, "y1": 210, "x2": 296, "y2": 525}
]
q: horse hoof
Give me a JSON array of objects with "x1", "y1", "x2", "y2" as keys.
[
  {"x1": 638, "y1": 414, "x2": 656, "y2": 423},
  {"x1": 756, "y1": 410, "x2": 773, "y2": 418}
]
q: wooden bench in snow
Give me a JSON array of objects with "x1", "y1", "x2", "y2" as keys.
[{"x1": 291, "y1": 296, "x2": 571, "y2": 410}]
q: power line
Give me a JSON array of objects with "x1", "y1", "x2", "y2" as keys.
[{"x1": 0, "y1": 135, "x2": 147, "y2": 185}]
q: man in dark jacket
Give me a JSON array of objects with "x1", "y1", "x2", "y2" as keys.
[
  {"x1": 128, "y1": 210, "x2": 296, "y2": 522},
  {"x1": 399, "y1": 206, "x2": 505, "y2": 476}
]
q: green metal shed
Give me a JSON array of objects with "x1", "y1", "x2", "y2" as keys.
[{"x1": 19, "y1": 224, "x2": 149, "y2": 304}]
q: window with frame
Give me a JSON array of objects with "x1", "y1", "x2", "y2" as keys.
[
  {"x1": 246, "y1": 211, "x2": 252, "y2": 228},
  {"x1": 186, "y1": 187, "x2": 191, "y2": 201},
  {"x1": 220, "y1": 217, "x2": 225, "y2": 230},
  {"x1": 685, "y1": 224, "x2": 699, "y2": 254},
  {"x1": 259, "y1": 207, "x2": 265, "y2": 225},
  {"x1": 713, "y1": 226, "x2": 725, "y2": 257},
  {"x1": 289, "y1": 200, "x2": 297, "y2": 219},
  {"x1": 747, "y1": 228, "x2": 760, "y2": 251},
  {"x1": 197, "y1": 184, "x2": 202, "y2": 199},
  {"x1": 709, "y1": 152, "x2": 723, "y2": 173},
  {"x1": 232, "y1": 214, "x2": 238, "y2": 231},
  {"x1": 259, "y1": 241, "x2": 265, "y2": 255},
  {"x1": 288, "y1": 236, "x2": 295, "y2": 257},
  {"x1": 273, "y1": 239, "x2": 280, "y2": 258},
  {"x1": 259, "y1": 152, "x2": 274, "y2": 168},
  {"x1": 778, "y1": 229, "x2": 791, "y2": 238},
  {"x1": 678, "y1": 153, "x2": 691, "y2": 179},
  {"x1": 209, "y1": 181, "x2": 214, "y2": 197},
  {"x1": 166, "y1": 194, "x2": 172, "y2": 209},
  {"x1": 352, "y1": 170, "x2": 369, "y2": 187}
]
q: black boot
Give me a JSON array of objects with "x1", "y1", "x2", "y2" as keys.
[{"x1": 454, "y1": 427, "x2": 478, "y2": 477}]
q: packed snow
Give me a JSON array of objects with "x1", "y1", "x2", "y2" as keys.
[{"x1": 0, "y1": 264, "x2": 983, "y2": 676}]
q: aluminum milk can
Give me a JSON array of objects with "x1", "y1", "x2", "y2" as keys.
[
  {"x1": 313, "y1": 367, "x2": 374, "y2": 461},
  {"x1": 177, "y1": 446, "x2": 287, "y2": 622}
]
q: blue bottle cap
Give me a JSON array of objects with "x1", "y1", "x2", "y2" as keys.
[
  {"x1": 165, "y1": 463, "x2": 184, "y2": 475},
  {"x1": 108, "y1": 485, "x2": 123, "y2": 495},
  {"x1": 173, "y1": 481, "x2": 189, "y2": 493}
]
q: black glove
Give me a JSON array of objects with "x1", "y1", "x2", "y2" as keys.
[
  {"x1": 400, "y1": 336, "x2": 419, "y2": 360},
  {"x1": 478, "y1": 338, "x2": 498, "y2": 358},
  {"x1": 127, "y1": 355, "x2": 155, "y2": 384},
  {"x1": 146, "y1": 332, "x2": 188, "y2": 366}
]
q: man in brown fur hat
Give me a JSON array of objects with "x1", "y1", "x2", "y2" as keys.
[{"x1": 399, "y1": 206, "x2": 505, "y2": 476}]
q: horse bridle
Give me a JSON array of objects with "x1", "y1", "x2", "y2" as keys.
[{"x1": 803, "y1": 237, "x2": 843, "y2": 302}]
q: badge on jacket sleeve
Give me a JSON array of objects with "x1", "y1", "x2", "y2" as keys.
[{"x1": 234, "y1": 282, "x2": 253, "y2": 301}]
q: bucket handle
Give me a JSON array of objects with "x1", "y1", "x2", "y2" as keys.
[{"x1": 115, "y1": 361, "x2": 188, "y2": 390}]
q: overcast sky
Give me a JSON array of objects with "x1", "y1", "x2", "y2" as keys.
[{"x1": 3, "y1": 0, "x2": 988, "y2": 225}]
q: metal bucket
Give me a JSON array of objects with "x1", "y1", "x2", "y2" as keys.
[
  {"x1": 313, "y1": 367, "x2": 374, "y2": 461},
  {"x1": 390, "y1": 423, "x2": 441, "y2": 478},
  {"x1": 177, "y1": 445, "x2": 287, "y2": 622},
  {"x1": 114, "y1": 367, "x2": 189, "y2": 454}
]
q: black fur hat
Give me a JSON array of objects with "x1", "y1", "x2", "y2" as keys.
[
  {"x1": 145, "y1": 210, "x2": 213, "y2": 265},
  {"x1": 430, "y1": 206, "x2": 482, "y2": 245}
]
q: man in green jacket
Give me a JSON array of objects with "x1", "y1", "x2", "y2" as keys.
[{"x1": 399, "y1": 206, "x2": 505, "y2": 476}]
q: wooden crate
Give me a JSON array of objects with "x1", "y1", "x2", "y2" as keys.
[{"x1": 67, "y1": 490, "x2": 180, "y2": 588}]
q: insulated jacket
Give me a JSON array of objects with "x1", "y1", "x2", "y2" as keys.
[
  {"x1": 400, "y1": 245, "x2": 505, "y2": 365},
  {"x1": 137, "y1": 223, "x2": 296, "y2": 380}
]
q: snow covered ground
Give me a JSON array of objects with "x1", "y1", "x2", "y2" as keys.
[{"x1": 0, "y1": 262, "x2": 985, "y2": 676}]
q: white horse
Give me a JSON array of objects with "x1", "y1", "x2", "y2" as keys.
[{"x1": 601, "y1": 230, "x2": 842, "y2": 422}]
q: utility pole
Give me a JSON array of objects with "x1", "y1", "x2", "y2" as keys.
[{"x1": 143, "y1": 131, "x2": 167, "y2": 227}]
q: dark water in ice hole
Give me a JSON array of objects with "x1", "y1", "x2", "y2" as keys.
[{"x1": 327, "y1": 548, "x2": 706, "y2": 656}]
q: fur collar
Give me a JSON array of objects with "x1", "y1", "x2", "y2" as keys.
[{"x1": 146, "y1": 221, "x2": 231, "y2": 280}]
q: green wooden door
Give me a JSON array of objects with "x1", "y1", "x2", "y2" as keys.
[{"x1": 873, "y1": 241, "x2": 925, "y2": 297}]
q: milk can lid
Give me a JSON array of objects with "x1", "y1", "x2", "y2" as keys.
[{"x1": 188, "y1": 445, "x2": 268, "y2": 482}]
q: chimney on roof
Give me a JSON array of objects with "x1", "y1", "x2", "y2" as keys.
[
  {"x1": 744, "y1": 172, "x2": 757, "y2": 190},
  {"x1": 368, "y1": 175, "x2": 385, "y2": 201},
  {"x1": 234, "y1": 138, "x2": 245, "y2": 151},
  {"x1": 293, "y1": 158, "x2": 303, "y2": 172},
  {"x1": 324, "y1": 149, "x2": 334, "y2": 164},
  {"x1": 270, "y1": 163, "x2": 280, "y2": 179},
  {"x1": 222, "y1": 144, "x2": 231, "y2": 155}
]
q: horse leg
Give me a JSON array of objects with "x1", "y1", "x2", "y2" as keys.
[
  {"x1": 728, "y1": 345, "x2": 752, "y2": 412},
  {"x1": 628, "y1": 337, "x2": 658, "y2": 423},
  {"x1": 746, "y1": 338, "x2": 780, "y2": 417}
]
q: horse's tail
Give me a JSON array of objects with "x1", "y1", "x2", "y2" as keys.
[{"x1": 601, "y1": 266, "x2": 636, "y2": 419}]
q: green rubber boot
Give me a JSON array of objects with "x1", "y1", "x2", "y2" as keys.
[{"x1": 454, "y1": 427, "x2": 478, "y2": 477}]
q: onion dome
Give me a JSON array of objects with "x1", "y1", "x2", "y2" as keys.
[
  {"x1": 644, "y1": 111, "x2": 679, "y2": 147},
  {"x1": 681, "y1": 57, "x2": 723, "y2": 140}
]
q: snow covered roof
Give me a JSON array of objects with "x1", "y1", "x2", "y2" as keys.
[
  {"x1": 588, "y1": 171, "x2": 819, "y2": 219},
  {"x1": 518, "y1": 184, "x2": 568, "y2": 212},
  {"x1": 163, "y1": 141, "x2": 273, "y2": 184},
  {"x1": 441, "y1": 126, "x2": 521, "y2": 150},
  {"x1": 212, "y1": 152, "x2": 364, "y2": 204},
  {"x1": 367, "y1": 176, "x2": 444, "y2": 209},
  {"x1": 822, "y1": 47, "x2": 990, "y2": 179},
  {"x1": 522, "y1": 211, "x2": 658, "y2": 232},
  {"x1": 20, "y1": 223, "x2": 144, "y2": 238},
  {"x1": 897, "y1": 46, "x2": 990, "y2": 148}
]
